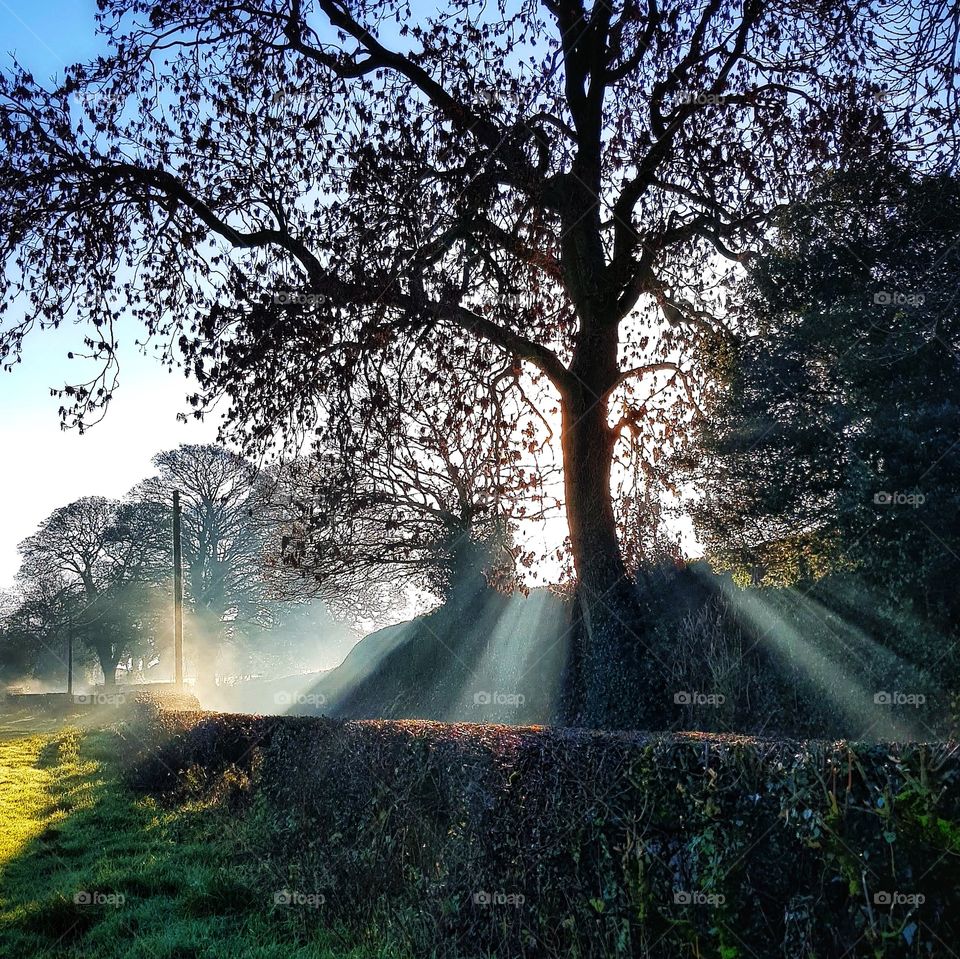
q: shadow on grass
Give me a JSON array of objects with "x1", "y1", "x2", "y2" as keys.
[{"x1": 0, "y1": 728, "x2": 399, "y2": 959}]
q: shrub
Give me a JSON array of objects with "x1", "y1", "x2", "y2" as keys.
[{"x1": 123, "y1": 708, "x2": 960, "y2": 958}]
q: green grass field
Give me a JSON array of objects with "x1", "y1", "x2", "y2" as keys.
[{"x1": 0, "y1": 719, "x2": 401, "y2": 959}]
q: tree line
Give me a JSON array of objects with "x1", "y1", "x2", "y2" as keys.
[{"x1": 0, "y1": 433, "x2": 533, "y2": 690}]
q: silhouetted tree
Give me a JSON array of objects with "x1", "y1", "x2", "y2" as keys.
[
  {"x1": 136, "y1": 445, "x2": 273, "y2": 685},
  {"x1": 17, "y1": 496, "x2": 169, "y2": 684},
  {"x1": 0, "y1": 581, "x2": 88, "y2": 687},
  {"x1": 276, "y1": 370, "x2": 551, "y2": 616}
]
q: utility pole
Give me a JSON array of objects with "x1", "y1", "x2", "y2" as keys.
[
  {"x1": 67, "y1": 613, "x2": 73, "y2": 697},
  {"x1": 173, "y1": 491, "x2": 184, "y2": 689}
]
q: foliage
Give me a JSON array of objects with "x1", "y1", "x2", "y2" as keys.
[
  {"x1": 136, "y1": 444, "x2": 278, "y2": 684},
  {"x1": 274, "y1": 370, "x2": 544, "y2": 612},
  {"x1": 124, "y1": 706, "x2": 960, "y2": 958},
  {"x1": 1, "y1": 443, "x2": 357, "y2": 691},
  {"x1": 2, "y1": 0, "x2": 955, "y2": 712},
  {"x1": 682, "y1": 171, "x2": 960, "y2": 640},
  {"x1": 14, "y1": 496, "x2": 170, "y2": 684}
]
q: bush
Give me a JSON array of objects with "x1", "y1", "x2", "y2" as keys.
[
  {"x1": 123, "y1": 707, "x2": 960, "y2": 958},
  {"x1": 641, "y1": 564, "x2": 953, "y2": 739}
]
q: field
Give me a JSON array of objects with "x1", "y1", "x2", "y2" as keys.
[{"x1": 0, "y1": 715, "x2": 399, "y2": 959}]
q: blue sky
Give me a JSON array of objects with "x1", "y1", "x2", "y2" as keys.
[{"x1": 0, "y1": 0, "x2": 215, "y2": 588}]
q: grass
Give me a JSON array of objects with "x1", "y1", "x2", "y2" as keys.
[
  {"x1": 0, "y1": 705, "x2": 98, "y2": 741},
  {"x1": 0, "y1": 717, "x2": 406, "y2": 959}
]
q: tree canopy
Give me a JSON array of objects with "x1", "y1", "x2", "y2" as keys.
[
  {"x1": 683, "y1": 170, "x2": 960, "y2": 635},
  {"x1": 17, "y1": 495, "x2": 169, "y2": 683}
]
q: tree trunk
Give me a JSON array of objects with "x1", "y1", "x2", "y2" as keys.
[
  {"x1": 557, "y1": 346, "x2": 665, "y2": 730},
  {"x1": 561, "y1": 392, "x2": 626, "y2": 599},
  {"x1": 99, "y1": 648, "x2": 119, "y2": 687}
]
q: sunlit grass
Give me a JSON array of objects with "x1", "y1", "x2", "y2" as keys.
[
  {"x1": 0, "y1": 720, "x2": 406, "y2": 959},
  {"x1": 0, "y1": 734, "x2": 55, "y2": 867}
]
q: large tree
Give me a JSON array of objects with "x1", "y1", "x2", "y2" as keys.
[
  {"x1": 0, "y1": 579, "x2": 91, "y2": 688},
  {"x1": 682, "y1": 170, "x2": 960, "y2": 644},
  {"x1": 1, "y1": 0, "x2": 955, "y2": 722},
  {"x1": 276, "y1": 366, "x2": 552, "y2": 614}
]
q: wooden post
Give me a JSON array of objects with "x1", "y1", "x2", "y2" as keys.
[
  {"x1": 173, "y1": 491, "x2": 184, "y2": 688},
  {"x1": 67, "y1": 614, "x2": 73, "y2": 697}
]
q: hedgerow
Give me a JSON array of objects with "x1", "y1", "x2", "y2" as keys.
[{"x1": 122, "y1": 708, "x2": 960, "y2": 958}]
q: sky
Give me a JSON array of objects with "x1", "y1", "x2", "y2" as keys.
[{"x1": 0, "y1": 0, "x2": 217, "y2": 589}]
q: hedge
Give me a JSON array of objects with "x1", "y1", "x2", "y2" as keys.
[{"x1": 121, "y1": 708, "x2": 960, "y2": 958}]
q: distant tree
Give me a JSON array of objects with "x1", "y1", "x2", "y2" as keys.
[
  {"x1": 0, "y1": 589, "x2": 16, "y2": 619},
  {"x1": 136, "y1": 445, "x2": 273, "y2": 685},
  {"x1": 682, "y1": 171, "x2": 960, "y2": 633},
  {"x1": 1, "y1": 0, "x2": 956, "y2": 723},
  {"x1": 223, "y1": 599, "x2": 360, "y2": 679},
  {"x1": 276, "y1": 371, "x2": 552, "y2": 616},
  {"x1": 17, "y1": 496, "x2": 169, "y2": 684},
  {"x1": 0, "y1": 581, "x2": 83, "y2": 687}
]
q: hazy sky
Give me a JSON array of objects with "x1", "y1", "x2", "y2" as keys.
[{"x1": 0, "y1": 0, "x2": 216, "y2": 589}]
